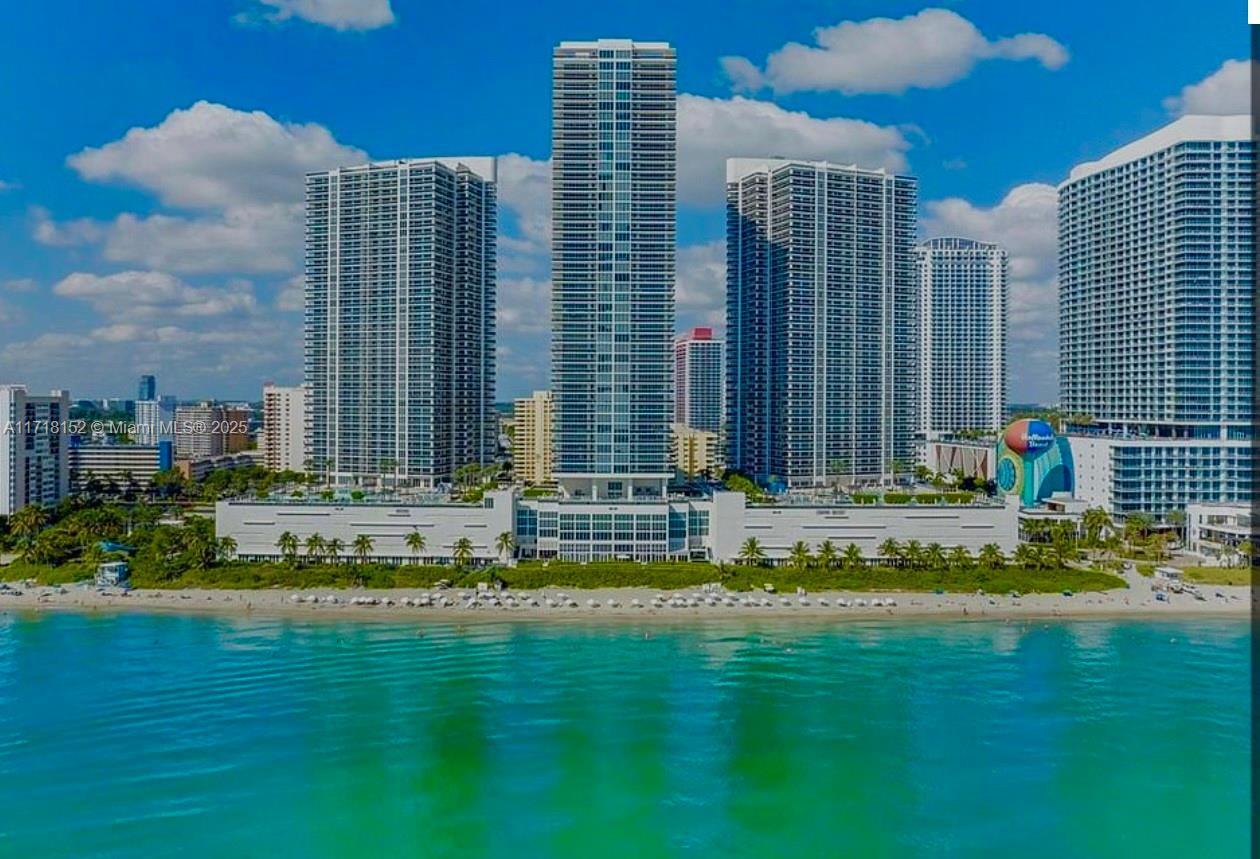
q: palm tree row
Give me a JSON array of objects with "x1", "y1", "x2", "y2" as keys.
[
  {"x1": 737, "y1": 536, "x2": 1019, "y2": 571},
  {"x1": 269, "y1": 529, "x2": 490, "y2": 569}
]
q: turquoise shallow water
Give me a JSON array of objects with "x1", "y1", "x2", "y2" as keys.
[{"x1": 0, "y1": 612, "x2": 1248, "y2": 858}]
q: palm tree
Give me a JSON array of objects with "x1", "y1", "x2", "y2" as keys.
[
  {"x1": 1048, "y1": 522, "x2": 1078, "y2": 566},
  {"x1": 788, "y1": 540, "x2": 812, "y2": 571},
  {"x1": 843, "y1": 543, "x2": 864, "y2": 571},
  {"x1": 878, "y1": 538, "x2": 901, "y2": 567},
  {"x1": 352, "y1": 534, "x2": 374, "y2": 564},
  {"x1": 1237, "y1": 540, "x2": 1254, "y2": 568},
  {"x1": 304, "y1": 533, "x2": 325, "y2": 563},
  {"x1": 1013, "y1": 543, "x2": 1042, "y2": 570},
  {"x1": 903, "y1": 539, "x2": 924, "y2": 569},
  {"x1": 187, "y1": 528, "x2": 215, "y2": 570},
  {"x1": 325, "y1": 537, "x2": 345, "y2": 564},
  {"x1": 923, "y1": 543, "x2": 947, "y2": 571},
  {"x1": 1165, "y1": 509, "x2": 1185, "y2": 546},
  {"x1": 453, "y1": 537, "x2": 474, "y2": 568},
  {"x1": 738, "y1": 537, "x2": 766, "y2": 566},
  {"x1": 276, "y1": 530, "x2": 298, "y2": 564},
  {"x1": 1082, "y1": 507, "x2": 1112, "y2": 547},
  {"x1": 405, "y1": 530, "x2": 426, "y2": 565},
  {"x1": 216, "y1": 536, "x2": 238, "y2": 563},
  {"x1": 495, "y1": 530, "x2": 515, "y2": 561},
  {"x1": 978, "y1": 543, "x2": 1005, "y2": 571},
  {"x1": 816, "y1": 540, "x2": 837, "y2": 570},
  {"x1": 1123, "y1": 513, "x2": 1154, "y2": 550},
  {"x1": 947, "y1": 545, "x2": 973, "y2": 571},
  {"x1": 10, "y1": 503, "x2": 47, "y2": 552}
]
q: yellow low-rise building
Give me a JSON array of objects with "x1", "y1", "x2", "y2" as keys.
[
  {"x1": 513, "y1": 390, "x2": 554, "y2": 485},
  {"x1": 672, "y1": 424, "x2": 721, "y2": 477}
]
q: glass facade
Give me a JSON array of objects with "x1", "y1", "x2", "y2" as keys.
[
  {"x1": 1060, "y1": 117, "x2": 1253, "y2": 431},
  {"x1": 673, "y1": 328, "x2": 724, "y2": 432},
  {"x1": 916, "y1": 237, "x2": 1008, "y2": 436},
  {"x1": 305, "y1": 158, "x2": 497, "y2": 488},
  {"x1": 726, "y1": 159, "x2": 918, "y2": 486},
  {"x1": 551, "y1": 39, "x2": 676, "y2": 496},
  {"x1": 1059, "y1": 116, "x2": 1254, "y2": 515},
  {"x1": 514, "y1": 499, "x2": 710, "y2": 561}
]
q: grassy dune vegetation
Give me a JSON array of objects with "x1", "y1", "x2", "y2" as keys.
[
  {"x1": 7, "y1": 558, "x2": 1124, "y2": 594},
  {"x1": 2, "y1": 495, "x2": 1127, "y2": 594}
]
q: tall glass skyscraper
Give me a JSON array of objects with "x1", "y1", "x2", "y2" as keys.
[
  {"x1": 551, "y1": 39, "x2": 676, "y2": 500},
  {"x1": 1059, "y1": 115, "x2": 1253, "y2": 516},
  {"x1": 305, "y1": 157, "x2": 497, "y2": 488},
  {"x1": 726, "y1": 158, "x2": 918, "y2": 486},
  {"x1": 673, "y1": 327, "x2": 724, "y2": 432},
  {"x1": 916, "y1": 237, "x2": 1007, "y2": 437}
]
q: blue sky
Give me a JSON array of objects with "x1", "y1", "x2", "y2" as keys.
[{"x1": 0, "y1": 0, "x2": 1247, "y2": 403}]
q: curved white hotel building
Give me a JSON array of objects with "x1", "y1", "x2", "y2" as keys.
[
  {"x1": 1059, "y1": 114, "x2": 1253, "y2": 517},
  {"x1": 305, "y1": 157, "x2": 497, "y2": 488},
  {"x1": 551, "y1": 39, "x2": 676, "y2": 500},
  {"x1": 916, "y1": 237, "x2": 1008, "y2": 438}
]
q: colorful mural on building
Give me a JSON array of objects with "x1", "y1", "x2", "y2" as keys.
[{"x1": 995, "y1": 419, "x2": 1074, "y2": 506}]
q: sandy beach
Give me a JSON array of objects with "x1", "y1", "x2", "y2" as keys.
[{"x1": 0, "y1": 569, "x2": 1249, "y2": 623}]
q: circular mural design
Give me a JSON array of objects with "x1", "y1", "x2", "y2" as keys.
[{"x1": 996, "y1": 454, "x2": 1021, "y2": 494}]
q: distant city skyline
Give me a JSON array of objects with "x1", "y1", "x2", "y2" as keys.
[{"x1": 0, "y1": 2, "x2": 1246, "y2": 403}]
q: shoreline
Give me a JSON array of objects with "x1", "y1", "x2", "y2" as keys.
[{"x1": 1, "y1": 572, "x2": 1250, "y2": 625}]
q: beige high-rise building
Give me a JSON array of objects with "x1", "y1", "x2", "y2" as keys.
[
  {"x1": 262, "y1": 384, "x2": 308, "y2": 473},
  {"x1": 671, "y1": 424, "x2": 721, "y2": 478},
  {"x1": 173, "y1": 402, "x2": 253, "y2": 460},
  {"x1": 0, "y1": 385, "x2": 70, "y2": 516},
  {"x1": 513, "y1": 391, "x2": 554, "y2": 485}
]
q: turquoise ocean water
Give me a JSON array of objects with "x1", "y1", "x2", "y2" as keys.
[{"x1": 0, "y1": 611, "x2": 1248, "y2": 857}]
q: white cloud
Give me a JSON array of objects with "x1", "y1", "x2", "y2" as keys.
[
  {"x1": 497, "y1": 276, "x2": 551, "y2": 334},
  {"x1": 676, "y1": 240, "x2": 725, "y2": 332},
  {"x1": 1163, "y1": 59, "x2": 1250, "y2": 116},
  {"x1": 67, "y1": 100, "x2": 366, "y2": 209},
  {"x1": 494, "y1": 97, "x2": 911, "y2": 222},
  {"x1": 37, "y1": 102, "x2": 364, "y2": 276},
  {"x1": 236, "y1": 0, "x2": 395, "y2": 31},
  {"x1": 0, "y1": 298, "x2": 20, "y2": 325},
  {"x1": 275, "y1": 274, "x2": 304, "y2": 311},
  {"x1": 723, "y1": 8, "x2": 1068, "y2": 95},
  {"x1": 2, "y1": 322, "x2": 300, "y2": 396},
  {"x1": 6, "y1": 271, "x2": 299, "y2": 396},
  {"x1": 922, "y1": 182, "x2": 1059, "y2": 400},
  {"x1": 107, "y1": 206, "x2": 301, "y2": 274},
  {"x1": 35, "y1": 205, "x2": 302, "y2": 274},
  {"x1": 0, "y1": 179, "x2": 18, "y2": 192},
  {"x1": 682, "y1": 95, "x2": 911, "y2": 206},
  {"x1": 53, "y1": 271, "x2": 259, "y2": 322},
  {"x1": 31, "y1": 206, "x2": 104, "y2": 246},
  {"x1": 497, "y1": 153, "x2": 552, "y2": 259},
  {"x1": 1, "y1": 278, "x2": 37, "y2": 293}
]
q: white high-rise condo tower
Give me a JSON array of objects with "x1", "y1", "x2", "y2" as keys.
[
  {"x1": 916, "y1": 237, "x2": 1008, "y2": 438},
  {"x1": 673, "y1": 327, "x2": 724, "y2": 433},
  {"x1": 551, "y1": 39, "x2": 676, "y2": 500},
  {"x1": 262, "y1": 383, "x2": 308, "y2": 473},
  {"x1": 726, "y1": 158, "x2": 919, "y2": 487},
  {"x1": 1059, "y1": 115, "x2": 1253, "y2": 517},
  {"x1": 305, "y1": 158, "x2": 497, "y2": 488},
  {"x1": 0, "y1": 385, "x2": 70, "y2": 516}
]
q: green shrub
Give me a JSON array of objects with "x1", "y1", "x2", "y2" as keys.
[{"x1": 883, "y1": 492, "x2": 911, "y2": 504}]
